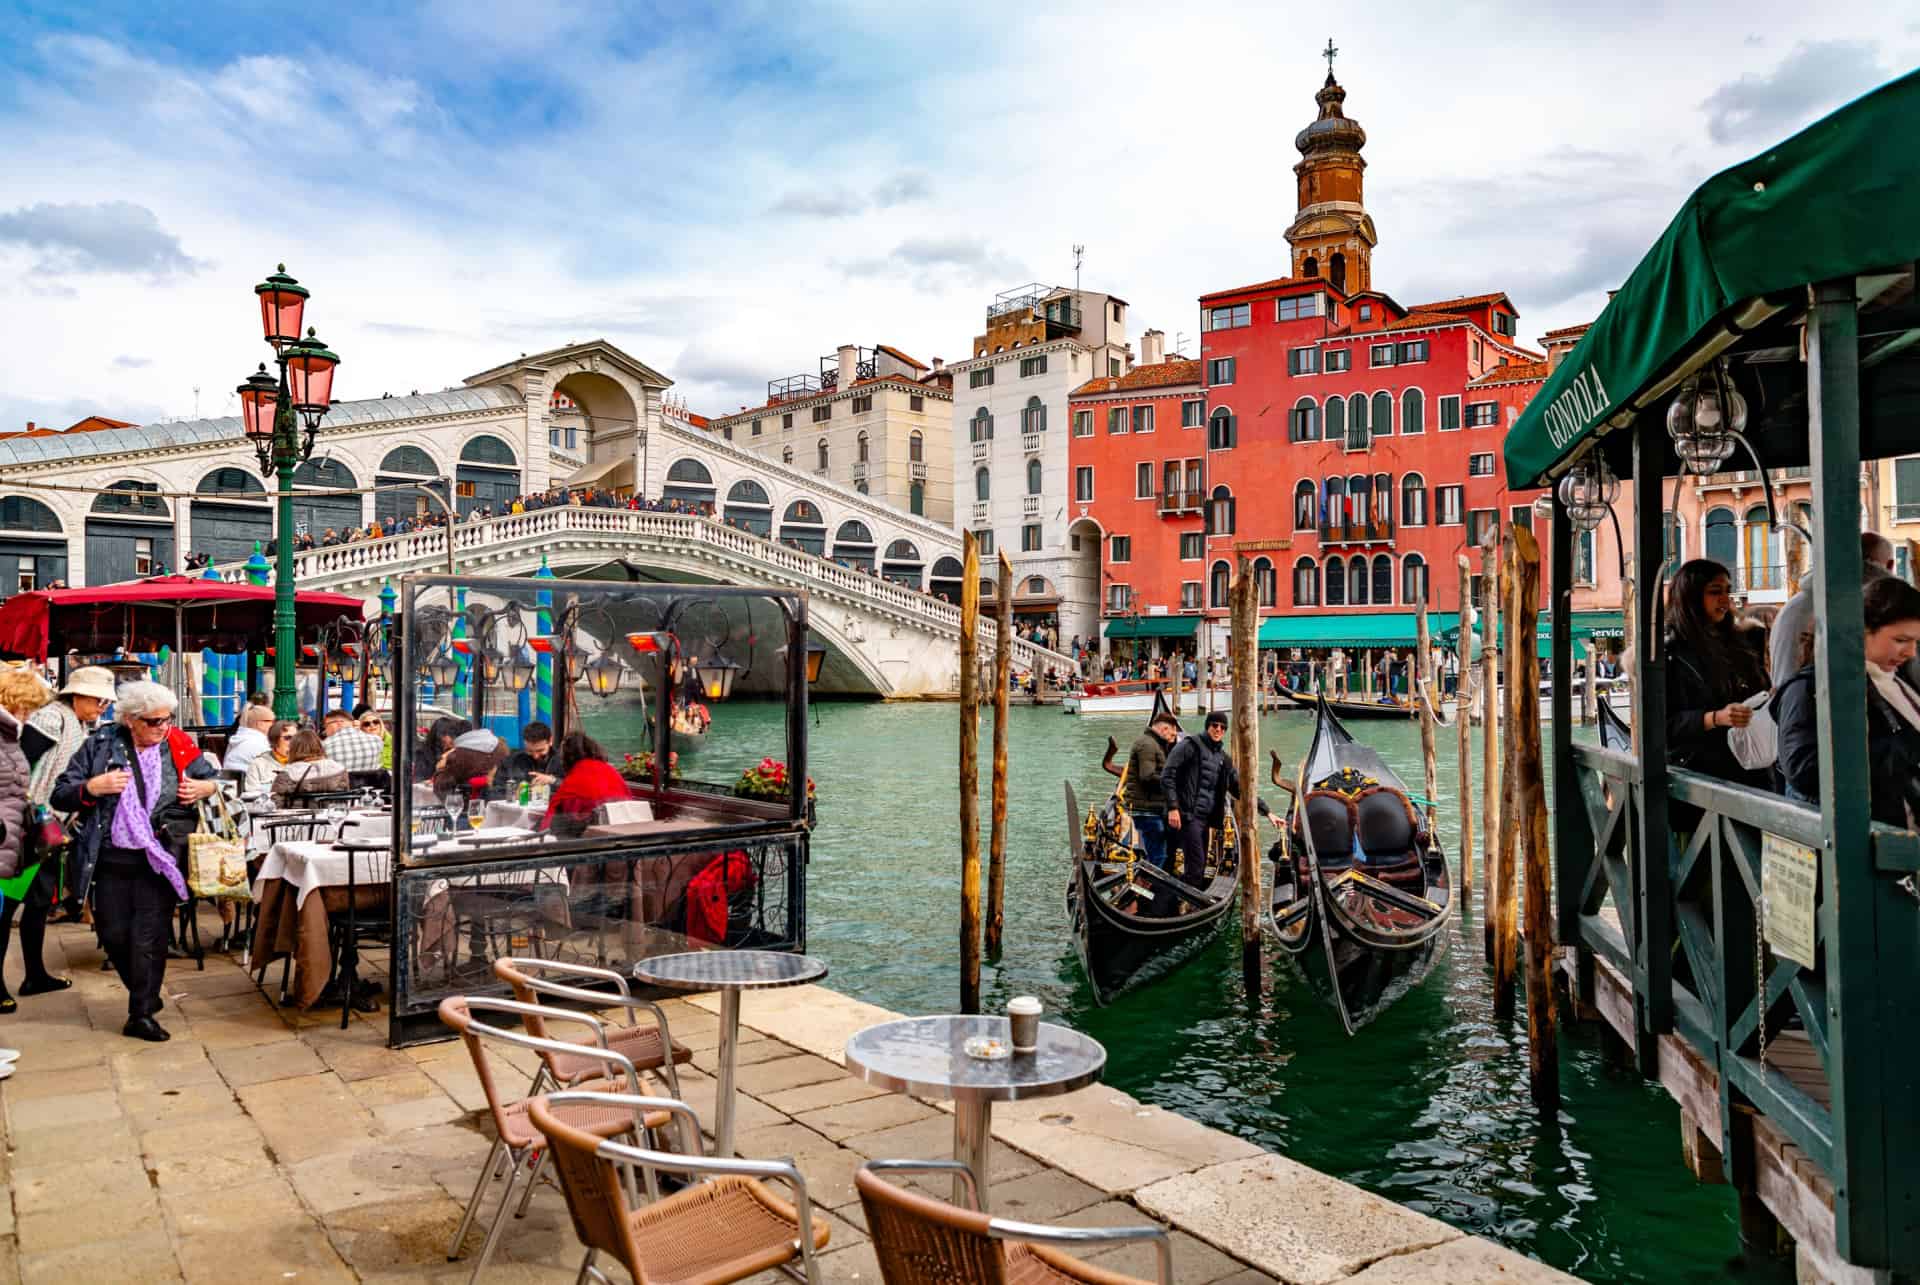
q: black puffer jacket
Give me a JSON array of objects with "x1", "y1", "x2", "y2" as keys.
[
  {"x1": 1161, "y1": 732, "x2": 1240, "y2": 825},
  {"x1": 0, "y1": 708, "x2": 29, "y2": 880}
]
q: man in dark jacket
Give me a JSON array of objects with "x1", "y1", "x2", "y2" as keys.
[
  {"x1": 1162, "y1": 710, "x2": 1241, "y2": 889},
  {"x1": 1122, "y1": 712, "x2": 1179, "y2": 868}
]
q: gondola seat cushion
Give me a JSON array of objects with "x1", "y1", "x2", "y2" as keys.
[
  {"x1": 1355, "y1": 788, "x2": 1418, "y2": 860},
  {"x1": 1300, "y1": 793, "x2": 1355, "y2": 867}
]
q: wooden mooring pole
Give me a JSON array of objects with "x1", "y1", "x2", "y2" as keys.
[
  {"x1": 1230, "y1": 562, "x2": 1262, "y2": 998},
  {"x1": 1480, "y1": 535, "x2": 1501, "y2": 958},
  {"x1": 1508, "y1": 526, "x2": 1558, "y2": 1108},
  {"x1": 1493, "y1": 530, "x2": 1522, "y2": 1018},
  {"x1": 1414, "y1": 599, "x2": 1439, "y2": 832},
  {"x1": 985, "y1": 552, "x2": 1012, "y2": 959},
  {"x1": 1455, "y1": 555, "x2": 1474, "y2": 911},
  {"x1": 957, "y1": 532, "x2": 982, "y2": 1014}
]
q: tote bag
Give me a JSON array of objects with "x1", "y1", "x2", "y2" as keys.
[{"x1": 186, "y1": 789, "x2": 250, "y2": 900}]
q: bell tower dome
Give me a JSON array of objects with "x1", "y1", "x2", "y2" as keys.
[{"x1": 1285, "y1": 42, "x2": 1377, "y2": 294}]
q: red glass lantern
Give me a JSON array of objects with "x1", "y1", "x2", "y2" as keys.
[
  {"x1": 284, "y1": 328, "x2": 340, "y2": 421},
  {"x1": 236, "y1": 365, "x2": 279, "y2": 446},
  {"x1": 254, "y1": 265, "x2": 309, "y2": 349}
]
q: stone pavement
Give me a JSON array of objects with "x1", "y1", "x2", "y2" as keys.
[{"x1": 0, "y1": 916, "x2": 1581, "y2": 1283}]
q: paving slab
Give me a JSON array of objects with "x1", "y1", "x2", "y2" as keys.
[
  {"x1": 992, "y1": 1084, "x2": 1265, "y2": 1195},
  {"x1": 797, "y1": 1090, "x2": 943, "y2": 1141},
  {"x1": 757, "y1": 1071, "x2": 892, "y2": 1116},
  {"x1": 18, "y1": 1226, "x2": 180, "y2": 1284},
  {"x1": 174, "y1": 1226, "x2": 356, "y2": 1285},
  {"x1": 687, "y1": 983, "x2": 898, "y2": 1065},
  {"x1": 1340, "y1": 1236, "x2": 1579, "y2": 1283},
  {"x1": 1135, "y1": 1154, "x2": 1462, "y2": 1285},
  {"x1": 208, "y1": 1035, "x2": 328, "y2": 1086},
  {"x1": 733, "y1": 1051, "x2": 849, "y2": 1096}
]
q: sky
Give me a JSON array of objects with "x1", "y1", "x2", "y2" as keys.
[{"x1": 0, "y1": 0, "x2": 1914, "y2": 433}]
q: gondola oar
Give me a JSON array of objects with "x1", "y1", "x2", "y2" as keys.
[{"x1": 1102, "y1": 736, "x2": 1121, "y2": 777}]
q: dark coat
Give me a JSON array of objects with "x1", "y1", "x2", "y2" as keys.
[
  {"x1": 1773, "y1": 664, "x2": 1920, "y2": 827},
  {"x1": 1161, "y1": 732, "x2": 1240, "y2": 825},
  {"x1": 0, "y1": 708, "x2": 30, "y2": 881},
  {"x1": 1122, "y1": 732, "x2": 1171, "y2": 814},
  {"x1": 51, "y1": 725, "x2": 216, "y2": 901},
  {"x1": 1664, "y1": 631, "x2": 1771, "y2": 791}
]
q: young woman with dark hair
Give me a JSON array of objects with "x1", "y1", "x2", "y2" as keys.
[
  {"x1": 541, "y1": 733, "x2": 631, "y2": 838},
  {"x1": 1663, "y1": 558, "x2": 1773, "y2": 790}
]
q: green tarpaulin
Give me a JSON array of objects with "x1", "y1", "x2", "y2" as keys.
[
  {"x1": 1105, "y1": 615, "x2": 1198, "y2": 640},
  {"x1": 1258, "y1": 612, "x2": 1462, "y2": 650},
  {"x1": 1503, "y1": 68, "x2": 1920, "y2": 488}
]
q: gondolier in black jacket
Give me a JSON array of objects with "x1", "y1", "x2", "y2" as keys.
[
  {"x1": 1122, "y1": 712, "x2": 1180, "y2": 869},
  {"x1": 1162, "y1": 710, "x2": 1240, "y2": 890}
]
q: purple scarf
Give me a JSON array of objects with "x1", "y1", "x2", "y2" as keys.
[{"x1": 107, "y1": 741, "x2": 188, "y2": 899}]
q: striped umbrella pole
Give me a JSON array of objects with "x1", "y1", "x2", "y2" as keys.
[
  {"x1": 453, "y1": 587, "x2": 470, "y2": 713},
  {"x1": 533, "y1": 555, "x2": 555, "y2": 731}
]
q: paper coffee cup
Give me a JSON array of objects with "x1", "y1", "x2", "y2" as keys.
[{"x1": 1007, "y1": 996, "x2": 1041, "y2": 1050}]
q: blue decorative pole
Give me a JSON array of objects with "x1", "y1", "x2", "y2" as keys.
[{"x1": 533, "y1": 555, "x2": 555, "y2": 733}]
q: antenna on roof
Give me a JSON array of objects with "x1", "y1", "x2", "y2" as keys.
[
  {"x1": 1072, "y1": 244, "x2": 1084, "y2": 297},
  {"x1": 192, "y1": 385, "x2": 200, "y2": 418},
  {"x1": 1174, "y1": 331, "x2": 1188, "y2": 357}
]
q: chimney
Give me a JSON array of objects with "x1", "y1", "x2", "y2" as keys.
[
  {"x1": 930, "y1": 356, "x2": 943, "y2": 371},
  {"x1": 837, "y1": 344, "x2": 857, "y2": 389},
  {"x1": 23, "y1": 421, "x2": 33, "y2": 433},
  {"x1": 1139, "y1": 329, "x2": 1164, "y2": 367}
]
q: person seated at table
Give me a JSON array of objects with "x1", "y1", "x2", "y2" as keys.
[
  {"x1": 433, "y1": 727, "x2": 508, "y2": 799},
  {"x1": 320, "y1": 709, "x2": 384, "y2": 773},
  {"x1": 351, "y1": 705, "x2": 392, "y2": 770},
  {"x1": 542, "y1": 733, "x2": 630, "y2": 838},
  {"x1": 222, "y1": 703, "x2": 275, "y2": 777},
  {"x1": 243, "y1": 721, "x2": 297, "y2": 801},
  {"x1": 270, "y1": 729, "x2": 350, "y2": 808},
  {"x1": 501, "y1": 721, "x2": 556, "y2": 788},
  {"x1": 416, "y1": 716, "x2": 470, "y2": 781}
]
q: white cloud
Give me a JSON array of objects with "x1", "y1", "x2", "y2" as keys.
[
  {"x1": 0, "y1": 201, "x2": 204, "y2": 278},
  {"x1": 1701, "y1": 40, "x2": 1887, "y2": 144}
]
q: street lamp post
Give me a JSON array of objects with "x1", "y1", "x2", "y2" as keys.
[{"x1": 236, "y1": 266, "x2": 341, "y2": 719}]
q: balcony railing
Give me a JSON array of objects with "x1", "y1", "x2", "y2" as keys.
[
  {"x1": 1892, "y1": 502, "x2": 1920, "y2": 524},
  {"x1": 852, "y1": 460, "x2": 869, "y2": 482},
  {"x1": 971, "y1": 501, "x2": 989, "y2": 524},
  {"x1": 1021, "y1": 495, "x2": 1040, "y2": 518},
  {"x1": 1319, "y1": 515, "x2": 1395, "y2": 544},
  {"x1": 1022, "y1": 431, "x2": 1043, "y2": 455},
  {"x1": 910, "y1": 460, "x2": 927, "y2": 481},
  {"x1": 1735, "y1": 563, "x2": 1786, "y2": 593},
  {"x1": 1158, "y1": 491, "x2": 1203, "y2": 515},
  {"x1": 971, "y1": 441, "x2": 990, "y2": 463}
]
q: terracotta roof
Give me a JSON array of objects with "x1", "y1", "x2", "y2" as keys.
[
  {"x1": 685, "y1": 412, "x2": 710, "y2": 428},
  {"x1": 1541, "y1": 323, "x2": 1591, "y2": 342},
  {"x1": 712, "y1": 373, "x2": 946, "y2": 423},
  {"x1": 1068, "y1": 359, "x2": 1203, "y2": 398},
  {"x1": 1469, "y1": 359, "x2": 1550, "y2": 387},
  {"x1": 1383, "y1": 311, "x2": 1462, "y2": 332},
  {"x1": 1409, "y1": 292, "x2": 1512, "y2": 314},
  {"x1": 875, "y1": 344, "x2": 927, "y2": 371},
  {"x1": 0, "y1": 414, "x2": 136, "y2": 440},
  {"x1": 1198, "y1": 275, "x2": 1340, "y2": 303}
]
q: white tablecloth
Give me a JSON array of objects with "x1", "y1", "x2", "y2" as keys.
[{"x1": 254, "y1": 827, "x2": 549, "y2": 909}]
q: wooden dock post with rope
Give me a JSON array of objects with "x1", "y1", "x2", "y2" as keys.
[
  {"x1": 1456, "y1": 554, "x2": 1475, "y2": 911},
  {"x1": 957, "y1": 532, "x2": 982, "y2": 1014},
  {"x1": 1230, "y1": 559, "x2": 1262, "y2": 997},
  {"x1": 985, "y1": 551, "x2": 1012, "y2": 958}
]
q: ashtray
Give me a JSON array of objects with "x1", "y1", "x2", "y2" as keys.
[{"x1": 962, "y1": 1035, "x2": 1010, "y2": 1061}]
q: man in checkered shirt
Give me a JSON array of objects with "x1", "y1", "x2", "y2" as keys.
[{"x1": 322, "y1": 709, "x2": 385, "y2": 772}]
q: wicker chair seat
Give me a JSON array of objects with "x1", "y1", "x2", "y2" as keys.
[
  {"x1": 628, "y1": 1175, "x2": 830, "y2": 1285},
  {"x1": 1007, "y1": 1243, "x2": 1152, "y2": 1285},
  {"x1": 548, "y1": 1025, "x2": 692, "y2": 1086},
  {"x1": 498, "y1": 1089, "x2": 666, "y2": 1151}
]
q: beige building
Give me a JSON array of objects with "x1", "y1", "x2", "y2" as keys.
[{"x1": 708, "y1": 345, "x2": 954, "y2": 524}]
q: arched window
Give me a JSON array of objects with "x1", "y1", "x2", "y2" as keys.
[
  {"x1": 1371, "y1": 391, "x2": 1393, "y2": 437},
  {"x1": 460, "y1": 434, "x2": 516, "y2": 465},
  {"x1": 1374, "y1": 472, "x2": 1392, "y2": 531},
  {"x1": 1346, "y1": 394, "x2": 1369, "y2": 450},
  {"x1": 197, "y1": 467, "x2": 266, "y2": 497},
  {"x1": 727, "y1": 479, "x2": 770, "y2": 506},
  {"x1": 816, "y1": 439, "x2": 830, "y2": 471},
  {"x1": 856, "y1": 431, "x2": 870, "y2": 463},
  {"x1": 665, "y1": 458, "x2": 713, "y2": 486},
  {"x1": 1348, "y1": 474, "x2": 1371, "y2": 526},
  {"x1": 1323, "y1": 476, "x2": 1345, "y2": 533},
  {"x1": 0, "y1": 496, "x2": 60, "y2": 533},
  {"x1": 1372, "y1": 554, "x2": 1393, "y2": 604},
  {"x1": 293, "y1": 458, "x2": 356, "y2": 489},
  {"x1": 1744, "y1": 504, "x2": 1774, "y2": 589},
  {"x1": 975, "y1": 467, "x2": 991, "y2": 501},
  {"x1": 1402, "y1": 553, "x2": 1429, "y2": 605},
  {"x1": 783, "y1": 500, "x2": 823, "y2": 525},
  {"x1": 1294, "y1": 480, "x2": 1316, "y2": 529},
  {"x1": 835, "y1": 520, "x2": 874, "y2": 546},
  {"x1": 1325, "y1": 556, "x2": 1346, "y2": 606},
  {"x1": 834, "y1": 520, "x2": 875, "y2": 568},
  {"x1": 1401, "y1": 472, "x2": 1427, "y2": 526},
  {"x1": 1324, "y1": 396, "x2": 1345, "y2": 444},
  {"x1": 379, "y1": 445, "x2": 437, "y2": 475},
  {"x1": 1704, "y1": 506, "x2": 1738, "y2": 567},
  {"x1": 92, "y1": 481, "x2": 168, "y2": 518},
  {"x1": 971, "y1": 408, "x2": 993, "y2": 442},
  {"x1": 1026, "y1": 458, "x2": 1043, "y2": 495},
  {"x1": 909, "y1": 430, "x2": 924, "y2": 463},
  {"x1": 1293, "y1": 556, "x2": 1319, "y2": 606},
  {"x1": 1348, "y1": 554, "x2": 1370, "y2": 605},
  {"x1": 780, "y1": 499, "x2": 826, "y2": 555},
  {"x1": 1253, "y1": 556, "x2": 1276, "y2": 608},
  {"x1": 1208, "y1": 408, "x2": 1236, "y2": 451},
  {"x1": 1329, "y1": 251, "x2": 1347, "y2": 292},
  {"x1": 1289, "y1": 397, "x2": 1319, "y2": 442},
  {"x1": 886, "y1": 539, "x2": 920, "y2": 562},
  {"x1": 1206, "y1": 485, "x2": 1235, "y2": 535},
  {"x1": 1303, "y1": 255, "x2": 1319, "y2": 278},
  {"x1": 1209, "y1": 560, "x2": 1231, "y2": 608},
  {"x1": 781, "y1": 445, "x2": 794, "y2": 465},
  {"x1": 1402, "y1": 388, "x2": 1425, "y2": 435},
  {"x1": 1022, "y1": 396, "x2": 1046, "y2": 434},
  {"x1": 1025, "y1": 576, "x2": 1049, "y2": 596}
]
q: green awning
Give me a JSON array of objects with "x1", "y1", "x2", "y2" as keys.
[
  {"x1": 1503, "y1": 68, "x2": 1920, "y2": 488},
  {"x1": 1258, "y1": 612, "x2": 1461, "y2": 650},
  {"x1": 1105, "y1": 616, "x2": 1198, "y2": 640},
  {"x1": 1566, "y1": 610, "x2": 1624, "y2": 641}
]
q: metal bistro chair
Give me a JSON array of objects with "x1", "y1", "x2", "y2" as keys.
[
  {"x1": 437, "y1": 996, "x2": 673, "y2": 1284},
  {"x1": 530, "y1": 1089, "x2": 829, "y2": 1285},
  {"x1": 855, "y1": 1159, "x2": 1172, "y2": 1285},
  {"x1": 254, "y1": 811, "x2": 334, "y2": 1001},
  {"x1": 493, "y1": 958, "x2": 693, "y2": 1099}
]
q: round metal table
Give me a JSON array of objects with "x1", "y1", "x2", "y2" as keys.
[
  {"x1": 632, "y1": 950, "x2": 828, "y2": 1156},
  {"x1": 844, "y1": 1015, "x2": 1106, "y2": 1208}
]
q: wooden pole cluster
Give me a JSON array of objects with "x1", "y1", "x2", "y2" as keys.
[
  {"x1": 1414, "y1": 599, "x2": 1439, "y2": 831},
  {"x1": 985, "y1": 553, "x2": 1013, "y2": 958},
  {"x1": 1479, "y1": 536, "x2": 1501, "y2": 957},
  {"x1": 1508, "y1": 526, "x2": 1559, "y2": 1107},
  {"x1": 1230, "y1": 563, "x2": 1262, "y2": 997},
  {"x1": 957, "y1": 532, "x2": 982, "y2": 1015},
  {"x1": 1492, "y1": 531, "x2": 1522, "y2": 1018},
  {"x1": 1455, "y1": 555, "x2": 1475, "y2": 912}
]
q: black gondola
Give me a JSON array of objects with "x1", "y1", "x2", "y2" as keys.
[
  {"x1": 1265, "y1": 696, "x2": 1453, "y2": 1032},
  {"x1": 1065, "y1": 694, "x2": 1239, "y2": 1004},
  {"x1": 1597, "y1": 695, "x2": 1631, "y2": 751},
  {"x1": 1273, "y1": 682, "x2": 1445, "y2": 725}
]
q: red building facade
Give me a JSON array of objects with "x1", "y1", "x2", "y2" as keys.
[{"x1": 1071, "y1": 66, "x2": 1556, "y2": 659}]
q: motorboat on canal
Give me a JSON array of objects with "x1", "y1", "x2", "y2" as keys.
[
  {"x1": 1065, "y1": 695, "x2": 1240, "y2": 1004},
  {"x1": 1062, "y1": 678, "x2": 1232, "y2": 716},
  {"x1": 1272, "y1": 682, "x2": 1448, "y2": 725},
  {"x1": 1265, "y1": 696, "x2": 1453, "y2": 1033}
]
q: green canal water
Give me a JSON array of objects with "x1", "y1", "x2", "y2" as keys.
[{"x1": 656, "y1": 699, "x2": 1786, "y2": 1285}]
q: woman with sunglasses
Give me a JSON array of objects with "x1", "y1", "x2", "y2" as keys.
[{"x1": 51, "y1": 681, "x2": 218, "y2": 1042}]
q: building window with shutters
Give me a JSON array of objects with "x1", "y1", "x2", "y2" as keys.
[
  {"x1": 1465, "y1": 401, "x2": 1499, "y2": 427},
  {"x1": 1209, "y1": 561, "x2": 1231, "y2": 608},
  {"x1": 1181, "y1": 581, "x2": 1202, "y2": 610},
  {"x1": 751, "y1": 418, "x2": 762, "y2": 436},
  {"x1": 975, "y1": 529, "x2": 995, "y2": 555},
  {"x1": 1370, "y1": 344, "x2": 1396, "y2": 368},
  {"x1": 1073, "y1": 410, "x2": 1093, "y2": 437},
  {"x1": 1371, "y1": 390, "x2": 1393, "y2": 437},
  {"x1": 1438, "y1": 396, "x2": 1462, "y2": 431},
  {"x1": 1132, "y1": 405, "x2": 1153, "y2": 433},
  {"x1": 1108, "y1": 407, "x2": 1127, "y2": 434},
  {"x1": 1288, "y1": 347, "x2": 1320, "y2": 376},
  {"x1": 850, "y1": 395, "x2": 873, "y2": 414},
  {"x1": 1180, "y1": 532, "x2": 1203, "y2": 560},
  {"x1": 1206, "y1": 486, "x2": 1235, "y2": 536},
  {"x1": 1345, "y1": 394, "x2": 1369, "y2": 450},
  {"x1": 1324, "y1": 348, "x2": 1351, "y2": 373},
  {"x1": 1403, "y1": 554, "x2": 1429, "y2": 604},
  {"x1": 1469, "y1": 453, "x2": 1496, "y2": 477},
  {"x1": 1020, "y1": 354, "x2": 1048, "y2": 377},
  {"x1": 1208, "y1": 409, "x2": 1236, "y2": 451},
  {"x1": 1401, "y1": 473, "x2": 1427, "y2": 526},
  {"x1": 1136, "y1": 463, "x2": 1153, "y2": 499},
  {"x1": 1467, "y1": 509, "x2": 1497, "y2": 547},
  {"x1": 1293, "y1": 557, "x2": 1319, "y2": 606},
  {"x1": 812, "y1": 404, "x2": 832, "y2": 422},
  {"x1": 1289, "y1": 399, "x2": 1319, "y2": 442},
  {"x1": 1022, "y1": 398, "x2": 1046, "y2": 433},
  {"x1": 1401, "y1": 388, "x2": 1425, "y2": 435},
  {"x1": 1107, "y1": 583, "x2": 1132, "y2": 611},
  {"x1": 1396, "y1": 340, "x2": 1429, "y2": 364},
  {"x1": 1436, "y1": 485, "x2": 1463, "y2": 525},
  {"x1": 970, "y1": 367, "x2": 995, "y2": 388},
  {"x1": 1896, "y1": 457, "x2": 1920, "y2": 522},
  {"x1": 1181, "y1": 399, "x2": 1204, "y2": 428},
  {"x1": 1075, "y1": 467, "x2": 1093, "y2": 502},
  {"x1": 1110, "y1": 535, "x2": 1131, "y2": 564},
  {"x1": 1207, "y1": 357, "x2": 1235, "y2": 386},
  {"x1": 1028, "y1": 458, "x2": 1043, "y2": 495},
  {"x1": 1325, "y1": 556, "x2": 1346, "y2": 606},
  {"x1": 971, "y1": 409, "x2": 994, "y2": 442},
  {"x1": 1022, "y1": 524, "x2": 1042, "y2": 551}
]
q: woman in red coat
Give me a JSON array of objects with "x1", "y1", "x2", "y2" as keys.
[{"x1": 541, "y1": 733, "x2": 630, "y2": 838}]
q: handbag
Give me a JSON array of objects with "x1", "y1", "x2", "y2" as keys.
[
  {"x1": 186, "y1": 788, "x2": 249, "y2": 900},
  {"x1": 27, "y1": 805, "x2": 68, "y2": 861}
]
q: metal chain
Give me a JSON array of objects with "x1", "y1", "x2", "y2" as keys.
[{"x1": 1755, "y1": 887, "x2": 1768, "y2": 1072}]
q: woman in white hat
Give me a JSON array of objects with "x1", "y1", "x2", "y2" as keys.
[{"x1": 23, "y1": 666, "x2": 113, "y2": 920}]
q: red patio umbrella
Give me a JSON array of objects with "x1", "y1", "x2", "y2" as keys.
[{"x1": 0, "y1": 576, "x2": 367, "y2": 662}]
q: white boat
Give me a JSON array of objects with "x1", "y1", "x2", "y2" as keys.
[{"x1": 1061, "y1": 680, "x2": 1235, "y2": 716}]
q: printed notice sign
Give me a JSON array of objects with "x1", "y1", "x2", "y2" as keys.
[{"x1": 1761, "y1": 831, "x2": 1819, "y2": 968}]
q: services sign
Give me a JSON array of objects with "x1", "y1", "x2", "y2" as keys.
[{"x1": 1760, "y1": 831, "x2": 1819, "y2": 968}]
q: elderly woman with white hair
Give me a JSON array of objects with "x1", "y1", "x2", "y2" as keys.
[{"x1": 51, "y1": 680, "x2": 218, "y2": 1043}]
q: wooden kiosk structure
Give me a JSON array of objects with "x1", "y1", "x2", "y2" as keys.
[
  {"x1": 384, "y1": 574, "x2": 812, "y2": 1045},
  {"x1": 1506, "y1": 71, "x2": 1920, "y2": 1277}
]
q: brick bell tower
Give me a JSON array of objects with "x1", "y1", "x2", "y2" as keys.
[{"x1": 1286, "y1": 41, "x2": 1377, "y2": 295}]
